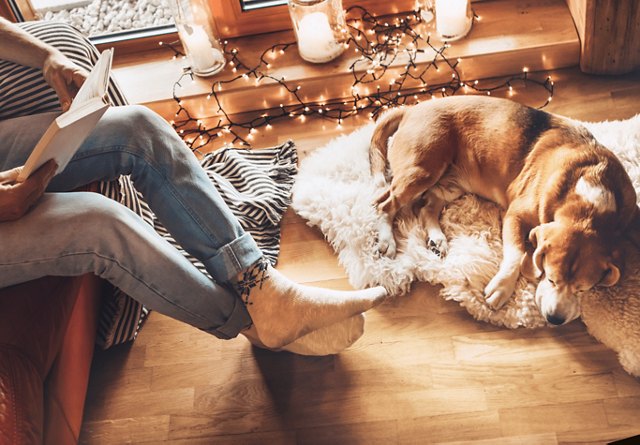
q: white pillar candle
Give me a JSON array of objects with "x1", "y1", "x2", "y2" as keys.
[
  {"x1": 435, "y1": 0, "x2": 470, "y2": 39},
  {"x1": 296, "y1": 11, "x2": 341, "y2": 63},
  {"x1": 181, "y1": 24, "x2": 224, "y2": 73}
]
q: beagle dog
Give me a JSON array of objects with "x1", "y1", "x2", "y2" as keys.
[{"x1": 370, "y1": 95, "x2": 639, "y2": 325}]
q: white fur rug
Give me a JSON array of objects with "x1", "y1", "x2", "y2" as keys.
[{"x1": 292, "y1": 115, "x2": 640, "y2": 322}]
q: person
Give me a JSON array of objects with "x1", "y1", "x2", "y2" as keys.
[{"x1": 0, "y1": 18, "x2": 387, "y2": 355}]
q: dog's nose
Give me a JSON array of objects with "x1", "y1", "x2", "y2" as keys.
[{"x1": 546, "y1": 314, "x2": 566, "y2": 326}]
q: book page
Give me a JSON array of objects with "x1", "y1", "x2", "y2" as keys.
[{"x1": 69, "y1": 48, "x2": 113, "y2": 112}]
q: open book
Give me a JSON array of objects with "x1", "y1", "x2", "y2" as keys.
[{"x1": 17, "y1": 48, "x2": 113, "y2": 182}]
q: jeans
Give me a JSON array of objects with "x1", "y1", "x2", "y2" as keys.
[{"x1": 0, "y1": 105, "x2": 259, "y2": 339}]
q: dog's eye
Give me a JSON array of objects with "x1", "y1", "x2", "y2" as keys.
[{"x1": 548, "y1": 278, "x2": 555, "y2": 286}]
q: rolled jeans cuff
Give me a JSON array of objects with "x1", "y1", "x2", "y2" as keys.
[
  {"x1": 203, "y1": 293, "x2": 253, "y2": 339},
  {"x1": 204, "y1": 233, "x2": 264, "y2": 283}
]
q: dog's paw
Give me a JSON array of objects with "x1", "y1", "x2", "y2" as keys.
[
  {"x1": 375, "y1": 220, "x2": 397, "y2": 258},
  {"x1": 427, "y1": 232, "x2": 448, "y2": 258},
  {"x1": 376, "y1": 235, "x2": 397, "y2": 258},
  {"x1": 484, "y1": 273, "x2": 517, "y2": 310}
]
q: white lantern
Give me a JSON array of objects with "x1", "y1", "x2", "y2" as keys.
[
  {"x1": 415, "y1": 0, "x2": 435, "y2": 23},
  {"x1": 288, "y1": 0, "x2": 347, "y2": 64},
  {"x1": 435, "y1": 0, "x2": 472, "y2": 41},
  {"x1": 170, "y1": 0, "x2": 226, "y2": 77}
]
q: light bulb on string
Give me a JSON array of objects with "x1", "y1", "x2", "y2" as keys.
[{"x1": 167, "y1": 6, "x2": 554, "y2": 151}]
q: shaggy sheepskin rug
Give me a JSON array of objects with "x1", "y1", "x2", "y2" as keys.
[{"x1": 291, "y1": 113, "x2": 640, "y2": 376}]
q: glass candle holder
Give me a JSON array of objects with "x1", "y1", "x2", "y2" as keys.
[
  {"x1": 288, "y1": 0, "x2": 347, "y2": 64},
  {"x1": 435, "y1": 0, "x2": 472, "y2": 41},
  {"x1": 415, "y1": 0, "x2": 435, "y2": 24},
  {"x1": 170, "y1": 0, "x2": 226, "y2": 77}
]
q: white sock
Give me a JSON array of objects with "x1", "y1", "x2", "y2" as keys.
[
  {"x1": 281, "y1": 314, "x2": 366, "y2": 356},
  {"x1": 234, "y1": 259, "x2": 387, "y2": 349}
]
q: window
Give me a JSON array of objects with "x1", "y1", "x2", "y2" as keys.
[
  {"x1": 0, "y1": 0, "x2": 416, "y2": 50},
  {"x1": 241, "y1": 0, "x2": 286, "y2": 11},
  {"x1": 1, "y1": 0, "x2": 177, "y2": 50},
  {"x1": 211, "y1": 0, "x2": 416, "y2": 39}
]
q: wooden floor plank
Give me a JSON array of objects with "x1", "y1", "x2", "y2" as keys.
[
  {"x1": 167, "y1": 430, "x2": 297, "y2": 445},
  {"x1": 436, "y1": 433, "x2": 558, "y2": 445},
  {"x1": 295, "y1": 420, "x2": 398, "y2": 445},
  {"x1": 498, "y1": 401, "x2": 609, "y2": 436},
  {"x1": 78, "y1": 416, "x2": 171, "y2": 444},
  {"x1": 397, "y1": 411, "x2": 502, "y2": 444}
]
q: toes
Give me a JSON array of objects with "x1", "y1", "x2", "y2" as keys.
[
  {"x1": 385, "y1": 242, "x2": 397, "y2": 258},
  {"x1": 485, "y1": 289, "x2": 508, "y2": 309},
  {"x1": 427, "y1": 237, "x2": 448, "y2": 258},
  {"x1": 484, "y1": 277, "x2": 514, "y2": 310},
  {"x1": 376, "y1": 237, "x2": 397, "y2": 258},
  {"x1": 426, "y1": 229, "x2": 448, "y2": 258}
]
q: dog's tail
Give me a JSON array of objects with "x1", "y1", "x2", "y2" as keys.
[{"x1": 369, "y1": 107, "x2": 406, "y2": 178}]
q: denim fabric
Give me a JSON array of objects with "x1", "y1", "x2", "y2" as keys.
[{"x1": 0, "y1": 106, "x2": 259, "y2": 339}]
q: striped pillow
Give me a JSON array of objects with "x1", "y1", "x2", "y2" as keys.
[{"x1": 0, "y1": 21, "x2": 128, "y2": 119}]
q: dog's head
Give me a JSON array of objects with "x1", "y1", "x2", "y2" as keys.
[{"x1": 521, "y1": 221, "x2": 622, "y2": 325}]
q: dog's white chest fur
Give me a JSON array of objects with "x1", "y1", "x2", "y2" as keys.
[{"x1": 575, "y1": 177, "x2": 616, "y2": 213}]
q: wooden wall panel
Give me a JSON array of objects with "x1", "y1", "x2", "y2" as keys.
[{"x1": 566, "y1": 0, "x2": 640, "y2": 74}]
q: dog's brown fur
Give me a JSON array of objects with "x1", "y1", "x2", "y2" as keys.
[{"x1": 370, "y1": 96, "x2": 640, "y2": 324}]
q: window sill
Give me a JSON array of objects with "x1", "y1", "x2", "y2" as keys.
[{"x1": 112, "y1": 0, "x2": 579, "y2": 120}]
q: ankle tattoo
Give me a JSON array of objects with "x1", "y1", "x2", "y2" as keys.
[{"x1": 235, "y1": 258, "x2": 270, "y2": 306}]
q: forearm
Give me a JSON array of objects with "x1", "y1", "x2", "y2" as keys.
[{"x1": 0, "y1": 17, "x2": 56, "y2": 69}]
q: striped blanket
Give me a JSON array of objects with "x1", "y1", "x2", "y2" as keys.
[
  {"x1": 97, "y1": 144, "x2": 297, "y2": 347},
  {"x1": 1, "y1": 21, "x2": 298, "y2": 348}
]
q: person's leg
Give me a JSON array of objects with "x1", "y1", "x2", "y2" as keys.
[
  {"x1": 0, "y1": 108, "x2": 260, "y2": 282},
  {"x1": 1, "y1": 107, "x2": 387, "y2": 350},
  {"x1": 0, "y1": 192, "x2": 250, "y2": 339}
]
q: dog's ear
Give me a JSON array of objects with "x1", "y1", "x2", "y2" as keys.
[
  {"x1": 520, "y1": 251, "x2": 541, "y2": 280},
  {"x1": 521, "y1": 225, "x2": 546, "y2": 280},
  {"x1": 528, "y1": 225, "x2": 541, "y2": 247},
  {"x1": 531, "y1": 225, "x2": 549, "y2": 276},
  {"x1": 598, "y1": 263, "x2": 621, "y2": 287}
]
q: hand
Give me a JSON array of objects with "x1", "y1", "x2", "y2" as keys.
[
  {"x1": 0, "y1": 160, "x2": 58, "y2": 222},
  {"x1": 42, "y1": 51, "x2": 88, "y2": 112}
]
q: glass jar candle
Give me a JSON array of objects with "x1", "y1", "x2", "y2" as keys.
[
  {"x1": 435, "y1": 0, "x2": 472, "y2": 41},
  {"x1": 415, "y1": 0, "x2": 435, "y2": 24},
  {"x1": 170, "y1": 0, "x2": 226, "y2": 77},
  {"x1": 288, "y1": 0, "x2": 347, "y2": 64}
]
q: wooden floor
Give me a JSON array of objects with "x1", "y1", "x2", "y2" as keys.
[{"x1": 79, "y1": 67, "x2": 640, "y2": 444}]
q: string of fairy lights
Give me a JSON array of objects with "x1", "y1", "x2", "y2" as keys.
[{"x1": 163, "y1": 5, "x2": 555, "y2": 151}]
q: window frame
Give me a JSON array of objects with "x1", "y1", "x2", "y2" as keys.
[
  {"x1": 210, "y1": 0, "x2": 417, "y2": 39},
  {"x1": 0, "y1": 0, "x2": 417, "y2": 54},
  {"x1": 0, "y1": 0, "x2": 178, "y2": 54},
  {"x1": 0, "y1": 0, "x2": 18, "y2": 20},
  {"x1": 9, "y1": 0, "x2": 35, "y2": 20}
]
